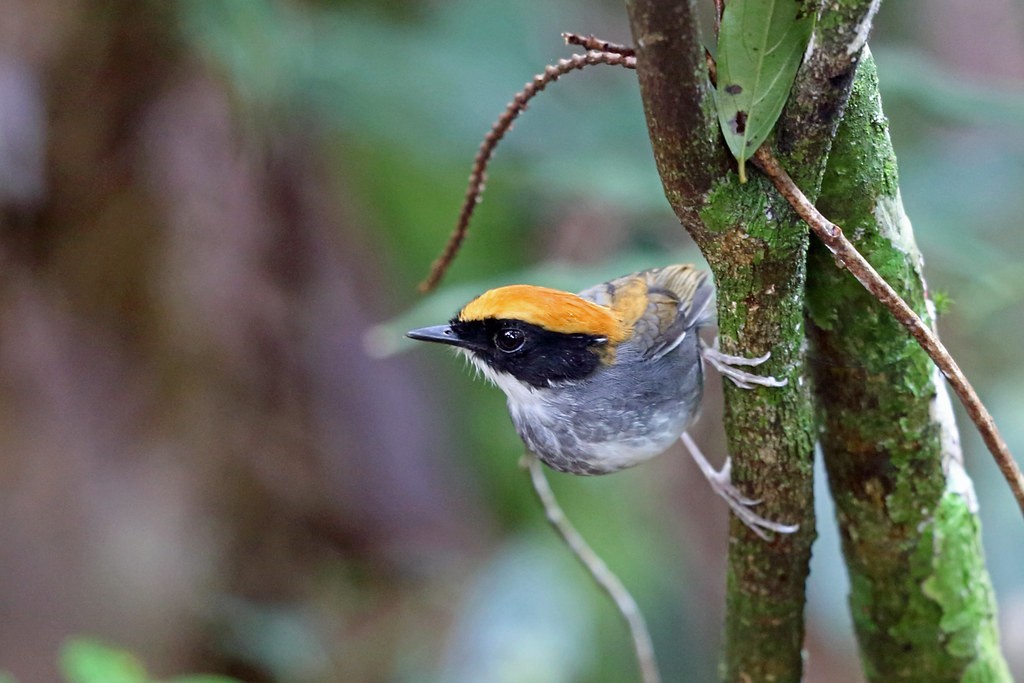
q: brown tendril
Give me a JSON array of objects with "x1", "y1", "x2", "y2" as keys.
[{"x1": 418, "y1": 49, "x2": 636, "y2": 292}]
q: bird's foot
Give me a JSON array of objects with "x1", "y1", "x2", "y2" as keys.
[
  {"x1": 680, "y1": 432, "x2": 799, "y2": 540},
  {"x1": 700, "y1": 338, "x2": 787, "y2": 389}
]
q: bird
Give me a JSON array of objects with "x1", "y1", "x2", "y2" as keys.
[{"x1": 407, "y1": 264, "x2": 797, "y2": 537}]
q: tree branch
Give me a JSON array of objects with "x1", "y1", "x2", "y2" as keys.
[
  {"x1": 562, "y1": 32, "x2": 635, "y2": 56},
  {"x1": 626, "y1": 0, "x2": 728, "y2": 243},
  {"x1": 629, "y1": 3, "x2": 821, "y2": 680},
  {"x1": 777, "y1": 0, "x2": 882, "y2": 186},
  {"x1": 803, "y1": 51, "x2": 1012, "y2": 679}
]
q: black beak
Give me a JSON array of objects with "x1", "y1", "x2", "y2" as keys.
[{"x1": 406, "y1": 324, "x2": 464, "y2": 348}]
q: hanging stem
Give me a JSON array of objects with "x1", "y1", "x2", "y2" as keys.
[{"x1": 522, "y1": 454, "x2": 662, "y2": 683}]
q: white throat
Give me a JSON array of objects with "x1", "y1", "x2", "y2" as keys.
[{"x1": 461, "y1": 351, "x2": 548, "y2": 408}]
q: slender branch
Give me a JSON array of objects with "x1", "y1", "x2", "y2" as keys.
[
  {"x1": 752, "y1": 145, "x2": 1024, "y2": 518},
  {"x1": 562, "y1": 32, "x2": 635, "y2": 56},
  {"x1": 522, "y1": 453, "x2": 661, "y2": 683},
  {"x1": 418, "y1": 50, "x2": 636, "y2": 292}
]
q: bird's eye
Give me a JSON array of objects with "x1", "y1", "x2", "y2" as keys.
[{"x1": 494, "y1": 327, "x2": 526, "y2": 353}]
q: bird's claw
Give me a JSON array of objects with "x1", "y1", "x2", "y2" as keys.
[
  {"x1": 700, "y1": 338, "x2": 788, "y2": 389},
  {"x1": 707, "y1": 456, "x2": 761, "y2": 507},
  {"x1": 681, "y1": 433, "x2": 799, "y2": 540}
]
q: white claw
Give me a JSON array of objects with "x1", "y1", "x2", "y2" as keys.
[
  {"x1": 680, "y1": 432, "x2": 799, "y2": 540},
  {"x1": 701, "y1": 338, "x2": 788, "y2": 389}
]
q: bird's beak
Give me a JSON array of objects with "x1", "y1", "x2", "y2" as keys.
[{"x1": 406, "y1": 324, "x2": 464, "y2": 348}]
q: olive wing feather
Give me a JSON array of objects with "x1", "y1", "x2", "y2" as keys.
[{"x1": 577, "y1": 264, "x2": 714, "y2": 360}]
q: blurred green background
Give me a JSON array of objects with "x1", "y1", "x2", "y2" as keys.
[{"x1": 0, "y1": 1, "x2": 1021, "y2": 681}]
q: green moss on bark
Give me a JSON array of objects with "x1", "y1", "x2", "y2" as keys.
[
  {"x1": 809, "y1": 50, "x2": 1010, "y2": 682},
  {"x1": 924, "y1": 493, "x2": 1011, "y2": 681},
  {"x1": 626, "y1": 5, "x2": 819, "y2": 675},
  {"x1": 627, "y1": 4, "x2": 1006, "y2": 681},
  {"x1": 698, "y1": 171, "x2": 817, "y2": 683}
]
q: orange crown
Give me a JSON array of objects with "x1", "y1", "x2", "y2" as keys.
[{"x1": 459, "y1": 285, "x2": 629, "y2": 343}]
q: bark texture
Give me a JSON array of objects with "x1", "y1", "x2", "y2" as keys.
[
  {"x1": 807, "y1": 51, "x2": 1011, "y2": 682},
  {"x1": 626, "y1": 1, "x2": 839, "y2": 679},
  {"x1": 627, "y1": 0, "x2": 1008, "y2": 680}
]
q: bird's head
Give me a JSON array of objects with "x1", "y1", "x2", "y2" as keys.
[{"x1": 407, "y1": 284, "x2": 629, "y2": 390}]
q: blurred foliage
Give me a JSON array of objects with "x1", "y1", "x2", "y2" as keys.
[
  {"x1": 178, "y1": 0, "x2": 667, "y2": 292},
  {"x1": 0, "y1": 0, "x2": 1022, "y2": 681},
  {"x1": 0, "y1": 638, "x2": 240, "y2": 683}
]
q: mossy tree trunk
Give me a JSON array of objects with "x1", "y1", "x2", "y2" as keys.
[
  {"x1": 625, "y1": 0, "x2": 1010, "y2": 681},
  {"x1": 808, "y1": 51, "x2": 1010, "y2": 682}
]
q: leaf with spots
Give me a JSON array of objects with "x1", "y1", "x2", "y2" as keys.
[{"x1": 715, "y1": 0, "x2": 816, "y2": 182}]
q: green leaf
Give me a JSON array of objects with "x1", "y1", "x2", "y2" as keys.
[
  {"x1": 715, "y1": 0, "x2": 816, "y2": 181},
  {"x1": 59, "y1": 639, "x2": 149, "y2": 683}
]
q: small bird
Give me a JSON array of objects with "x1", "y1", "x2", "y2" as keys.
[{"x1": 408, "y1": 264, "x2": 797, "y2": 537}]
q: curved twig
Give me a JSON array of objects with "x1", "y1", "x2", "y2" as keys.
[
  {"x1": 752, "y1": 146, "x2": 1024, "y2": 518},
  {"x1": 418, "y1": 50, "x2": 636, "y2": 292},
  {"x1": 522, "y1": 453, "x2": 661, "y2": 683}
]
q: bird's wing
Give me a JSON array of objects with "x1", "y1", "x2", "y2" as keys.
[{"x1": 578, "y1": 264, "x2": 713, "y2": 360}]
